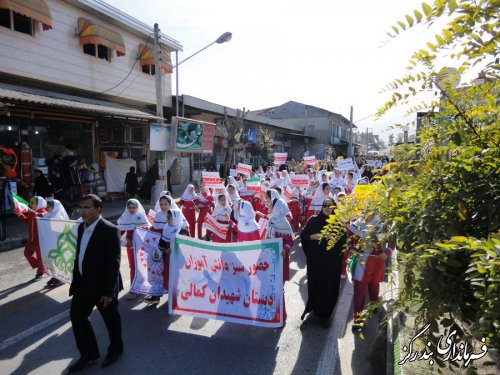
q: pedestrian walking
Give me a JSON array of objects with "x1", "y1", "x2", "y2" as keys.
[
  {"x1": 67, "y1": 194, "x2": 123, "y2": 372},
  {"x1": 16, "y1": 196, "x2": 47, "y2": 281},
  {"x1": 300, "y1": 198, "x2": 346, "y2": 328},
  {"x1": 117, "y1": 199, "x2": 150, "y2": 300}
]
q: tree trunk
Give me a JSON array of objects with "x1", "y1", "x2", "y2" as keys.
[{"x1": 223, "y1": 107, "x2": 248, "y2": 172}]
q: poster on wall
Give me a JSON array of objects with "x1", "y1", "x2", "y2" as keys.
[
  {"x1": 149, "y1": 125, "x2": 170, "y2": 151},
  {"x1": 173, "y1": 117, "x2": 216, "y2": 154}
]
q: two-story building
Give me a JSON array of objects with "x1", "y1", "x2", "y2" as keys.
[
  {"x1": 0, "y1": 0, "x2": 181, "y2": 193},
  {"x1": 253, "y1": 101, "x2": 357, "y2": 159}
]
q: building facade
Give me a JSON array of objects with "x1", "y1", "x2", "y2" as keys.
[
  {"x1": 253, "y1": 101, "x2": 357, "y2": 159},
  {"x1": 0, "y1": 0, "x2": 181, "y2": 197}
]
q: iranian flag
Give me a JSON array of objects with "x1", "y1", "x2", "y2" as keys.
[
  {"x1": 246, "y1": 177, "x2": 261, "y2": 191},
  {"x1": 10, "y1": 192, "x2": 29, "y2": 214}
]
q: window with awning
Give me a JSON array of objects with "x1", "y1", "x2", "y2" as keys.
[
  {"x1": 77, "y1": 17, "x2": 126, "y2": 57},
  {"x1": 0, "y1": 0, "x2": 52, "y2": 30},
  {"x1": 138, "y1": 43, "x2": 172, "y2": 75}
]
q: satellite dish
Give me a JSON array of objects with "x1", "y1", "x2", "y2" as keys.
[{"x1": 435, "y1": 67, "x2": 461, "y2": 91}]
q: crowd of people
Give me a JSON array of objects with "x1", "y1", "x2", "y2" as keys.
[{"x1": 14, "y1": 156, "x2": 394, "y2": 371}]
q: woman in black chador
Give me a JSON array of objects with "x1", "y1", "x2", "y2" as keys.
[{"x1": 300, "y1": 198, "x2": 346, "y2": 328}]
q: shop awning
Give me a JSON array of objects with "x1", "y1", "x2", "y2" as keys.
[
  {"x1": 0, "y1": 84, "x2": 163, "y2": 121},
  {"x1": 138, "y1": 43, "x2": 173, "y2": 74},
  {"x1": 78, "y1": 17, "x2": 126, "y2": 56},
  {"x1": 0, "y1": 0, "x2": 52, "y2": 30}
]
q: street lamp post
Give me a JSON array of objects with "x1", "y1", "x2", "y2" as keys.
[{"x1": 174, "y1": 32, "x2": 232, "y2": 117}]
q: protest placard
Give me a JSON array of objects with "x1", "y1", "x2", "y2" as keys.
[
  {"x1": 273, "y1": 153, "x2": 287, "y2": 165},
  {"x1": 304, "y1": 155, "x2": 316, "y2": 166},
  {"x1": 290, "y1": 174, "x2": 309, "y2": 188},
  {"x1": 337, "y1": 158, "x2": 355, "y2": 171},
  {"x1": 202, "y1": 171, "x2": 224, "y2": 189},
  {"x1": 237, "y1": 163, "x2": 252, "y2": 176}
]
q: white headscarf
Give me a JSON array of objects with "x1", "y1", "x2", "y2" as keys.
[
  {"x1": 280, "y1": 170, "x2": 292, "y2": 188},
  {"x1": 153, "y1": 193, "x2": 188, "y2": 230},
  {"x1": 44, "y1": 199, "x2": 69, "y2": 220},
  {"x1": 30, "y1": 196, "x2": 47, "y2": 211},
  {"x1": 235, "y1": 200, "x2": 260, "y2": 233},
  {"x1": 267, "y1": 198, "x2": 293, "y2": 238},
  {"x1": 227, "y1": 184, "x2": 240, "y2": 204},
  {"x1": 267, "y1": 189, "x2": 280, "y2": 201},
  {"x1": 198, "y1": 186, "x2": 212, "y2": 203},
  {"x1": 161, "y1": 209, "x2": 184, "y2": 243},
  {"x1": 154, "y1": 191, "x2": 179, "y2": 212},
  {"x1": 311, "y1": 183, "x2": 334, "y2": 210},
  {"x1": 181, "y1": 184, "x2": 198, "y2": 201},
  {"x1": 117, "y1": 199, "x2": 150, "y2": 231},
  {"x1": 212, "y1": 191, "x2": 232, "y2": 222}
]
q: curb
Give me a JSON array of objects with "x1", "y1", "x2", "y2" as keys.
[
  {"x1": 386, "y1": 250, "x2": 401, "y2": 375},
  {"x1": 316, "y1": 279, "x2": 354, "y2": 375}
]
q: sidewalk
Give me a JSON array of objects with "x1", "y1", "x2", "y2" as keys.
[{"x1": 0, "y1": 184, "x2": 184, "y2": 252}]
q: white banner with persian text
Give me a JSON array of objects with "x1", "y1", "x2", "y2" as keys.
[{"x1": 169, "y1": 236, "x2": 283, "y2": 327}]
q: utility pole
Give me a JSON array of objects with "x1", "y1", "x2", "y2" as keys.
[
  {"x1": 153, "y1": 23, "x2": 166, "y2": 184},
  {"x1": 153, "y1": 23, "x2": 163, "y2": 123},
  {"x1": 348, "y1": 106, "x2": 353, "y2": 157},
  {"x1": 365, "y1": 127, "x2": 369, "y2": 155}
]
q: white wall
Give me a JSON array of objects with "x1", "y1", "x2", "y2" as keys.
[{"x1": 0, "y1": 0, "x2": 172, "y2": 106}]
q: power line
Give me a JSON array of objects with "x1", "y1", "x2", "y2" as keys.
[{"x1": 98, "y1": 33, "x2": 153, "y2": 95}]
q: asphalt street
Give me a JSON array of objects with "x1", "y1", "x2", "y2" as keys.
[{"x1": 0, "y1": 237, "x2": 383, "y2": 375}]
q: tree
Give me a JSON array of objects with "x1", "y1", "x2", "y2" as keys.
[
  {"x1": 254, "y1": 126, "x2": 274, "y2": 165},
  {"x1": 223, "y1": 107, "x2": 248, "y2": 169},
  {"x1": 326, "y1": 0, "x2": 500, "y2": 367},
  {"x1": 378, "y1": 0, "x2": 500, "y2": 359}
]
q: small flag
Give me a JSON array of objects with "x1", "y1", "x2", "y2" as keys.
[
  {"x1": 10, "y1": 192, "x2": 29, "y2": 214},
  {"x1": 246, "y1": 177, "x2": 261, "y2": 191}
]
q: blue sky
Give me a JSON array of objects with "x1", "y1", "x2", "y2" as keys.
[{"x1": 105, "y1": 0, "x2": 454, "y2": 141}]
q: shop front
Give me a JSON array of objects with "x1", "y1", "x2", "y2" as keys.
[{"x1": 0, "y1": 83, "x2": 162, "y2": 205}]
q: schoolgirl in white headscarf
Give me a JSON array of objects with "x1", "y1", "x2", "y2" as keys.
[
  {"x1": 117, "y1": 198, "x2": 150, "y2": 231},
  {"x1": 152, "y1": 192, "x2": 188, "y2": 231},
  {"x1": 178, "y1": 184, "x2": 200, "y2": 237},
  {"x1": 161, "y1": 209, "x2": 187, "y2": 244},
  {"x1": 308, "y1": 183, "x2": 334, "y2": 219},
  {"x1": 209, "y1": 191, "x2": 233, "y2": 243},
  {"x1": 44, "y1": 199, "x2": 69, "y2": 220},
  {"x1": 146, "y1": 209, "x2": 190, "y2": 305},
  {"x1": 228, "y1": 200, "x2": 260, "y2": 242},
  {"x1": 227, "y1": 184, "x2": 240, "y2": 205},
  {"x1": 117, "y1": 198, "x2": 150, "y2": 300}
]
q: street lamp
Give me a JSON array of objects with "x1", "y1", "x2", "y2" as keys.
[{"x1": 174, "y1": 32, "x2": 232, "y2": 117}]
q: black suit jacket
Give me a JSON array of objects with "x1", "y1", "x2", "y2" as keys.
[{"x1": 69, "y1": 218, "x2": 123, "y2": 301}]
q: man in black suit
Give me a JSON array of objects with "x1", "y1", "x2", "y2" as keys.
[{"x1": 67, "y1": 194, "x2": 124, "y2": 373}]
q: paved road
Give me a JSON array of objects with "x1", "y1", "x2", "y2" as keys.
[{"x1": 0, "y1": 237, "x2": 365, "y2": 375}]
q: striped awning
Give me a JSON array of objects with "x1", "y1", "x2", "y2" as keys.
[
  {"x1": 78, "y1": 17, "x2": 126, "y2": 57},
  {"x1": 138, "y1": 43, "x2": 172, "y2": 74},
  {"x1": 0, "y1": 0, "x2": 52, "y2": 30}
]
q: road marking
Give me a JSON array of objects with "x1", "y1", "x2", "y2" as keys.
[
  {"x1": 315, "y1": 280, "x2": 354, "y2": 375},
  {"x1": 0, "y1": 280, "x2": 131, "y2": 353},
  {"x1": 0, "y1": 310, "x2": 69, "y2": 352}
]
